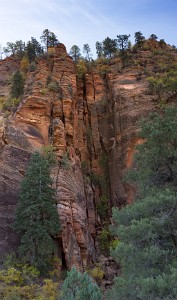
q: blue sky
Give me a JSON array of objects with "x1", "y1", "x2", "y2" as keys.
[{"x1": 0, "y1": 0, "x2": 177, "y2": 56}]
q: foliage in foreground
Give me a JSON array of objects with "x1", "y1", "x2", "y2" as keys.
[
  {"x1": 0, "y1": 274, "x2": 59, "y2": 300},
  {"x1": 148, "y1": 69, "x2": 177, "y2": 105},
  {"x1": 0, "y1": 264, "x2": 103, "y2": 300},
  {"x1": 59, "y1": 267, "x2": 102, "y2": 300},
  {"x1": 0, "y1": 257, "x2": 59, "y2": 300},
  {"x1": 108, "y1": 189, "x2": 177, "y2": 300},
  {"x1": 127, "y1": 106, "x2": 177, "y2": 196},
  {"x1": 14, "y1": 152, "x2": 61, "y2": 272},
  {"x1": 108, "y1": 106, "x2": 177, "y2": 299}
]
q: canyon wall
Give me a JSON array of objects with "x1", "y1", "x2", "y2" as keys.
[{"x1": 0, "y1": 44, "x2": 156, "y2": 269}]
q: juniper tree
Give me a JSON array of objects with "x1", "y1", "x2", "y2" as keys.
[
  {"x1": 59, "y1": 268, "x2": 102, "y2": 300},
  {"x1": 14, "y1": 152, "x2": 60, "y2": 272}
]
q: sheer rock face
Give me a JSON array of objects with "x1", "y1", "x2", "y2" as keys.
[
  {"x1": 0, "y1": 45, "x2": 155, "y2": 267},
  {"x1": 53, "y1": 159, "x2": 96, "y2": 270},
  {"x1": 0, "y1": 44, "x2": 97, "y2": 268}
]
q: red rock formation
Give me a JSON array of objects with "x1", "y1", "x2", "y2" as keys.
[
  {"x1": 0, "y1": 44, "x2": 172, "y2": 270},
  {"x1": 0, "y1": 45, "x2": 97, "y2": 269}
]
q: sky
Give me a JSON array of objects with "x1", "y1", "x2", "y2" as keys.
[{"x1": 0, "y1": 0, "x2": 177, "y2": 56}]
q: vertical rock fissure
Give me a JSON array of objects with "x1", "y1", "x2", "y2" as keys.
[
  {"x1": 83, "y1": 76, "x2": 93, "y2": 162},
  {"x1": 91, "y1": 73, "x2": 96, "y2": 102},
  {"x1": 117, "y1": 94, "x2": 125, "y2": 157},
  {"x1": 49, "y1": 102, "x2": 54, "y2": 144}
]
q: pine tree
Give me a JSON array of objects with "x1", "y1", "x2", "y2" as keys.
[
  {"x1": 102, "y1": 37, "x2": 117, "y2": 57},
  {"x1": 14, "y1": 152, "x2": 60, "y2": 272},
  {"x1": 95, "y1": 41, "x2": 103, "y2": 58},
  {"x1": 59, "y1": 268, "x2": 102, "y2": 300},
  {"x1": 127, "y1": 106, "x2": 177, "y2": 195},
  {"x1": 108, "y1": 106, "x2": 177, "y2": 299},
  {"x1": 108, "y1": 189, "x2": 177, "y2": 300},
  {"x1": 40, "y1": 29, "x2": 59, "y2": 50},
  {"x1": 117, "y1": 34, "x2": 130, "y2": 51},
  {"x1": 26, "y1": 37, "x2": 43, "y2": 62},
  {"x1": 83, "y1": 44, "x2": 92, "y2": 61},
  {"x1": 10, "y1": 70, "x2": 24, "y2": 99},
  {"x1": 134, "y1": 31, "x2": 145, "y2": 49},
  {"x1": 69, "y1": 45, "x2": 81, "y2": 62}
]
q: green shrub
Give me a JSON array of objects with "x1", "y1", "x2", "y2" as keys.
[
  {"x1": 97, "y1": 64, "x2": 110, "y2": 77},
  {"x1": 0, "y1": 96, "x2": 6, "y2": 110},
  {"x1": 28, "y1": 62, "x2": 37, "y2": 72},
  {"x1": 88, "y1": 266, "x2": 104, "y2": 284},
  {"x1": 2, "y1": 98, "x2": 20, "y2": 112},
  {"x1": 99, "y1": 227, "x2": 112, "y2": 253},
  {"x1": 59, "y1": 267, "x2": 102, "y2": 300},
  {"x1": 0, "y1": 263, "x2": 39, "y2": 286},
  {"x1": 90, "y1": 172, "x2": 100, "y2": 186},
  {"x1": 0, "y1": 285, "x2": 23, "y2": 300},
  {"x1": 96, "y1": 194, "x2": 109, "y2": 219},
  {"x1": 41, "y1": 145, "x2": 56, "y2": 166},
  {"x1": 40, "y1": 88, "x2": 47, "y2": 95},
  {"x1": 48, "y1": 256, "x2": 62, "y2": 279},
  {"x1": 0, "y1": 268, "x2": 23, "y2": 285},
  {"x1": 38, "y1": 279, "x2": 59, "y2": 300},
  {"x1": 76, "y1": 60, "x2": 87, "y2": 79},
  {"x1": 60, "y1": 152, "x2": 71, "y2": 170},
  {"x1": 98, "y1": 154, "x2": 107, "y2": 169},
  {"x1": 48, "y1": 81, "x2": 60, "y2": 93},
  {"x1": 46, "y1": 74, "x2": 52, "y2": 86},
  {"x1": 0, "y1": 258, "x2": 60, "y2": 299}
]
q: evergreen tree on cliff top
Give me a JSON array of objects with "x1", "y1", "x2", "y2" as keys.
[
  {"x1": 108, "y1": 106, "x2": 177, "y2": 300},
  {"x1": 14, "y1": 152, "x2": 60, "y2": 272},
  {"x1": 40, "y1": 29, "x2": 59, "y2": 50}
]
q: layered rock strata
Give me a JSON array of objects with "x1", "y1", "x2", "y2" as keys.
[{"x1": 0, "y1": 44, "x2": 156, "y2": 269}]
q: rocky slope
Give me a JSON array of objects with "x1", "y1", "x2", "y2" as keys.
[{"x1": 0, "y1": 43, "x2": 172, "y2": 275}]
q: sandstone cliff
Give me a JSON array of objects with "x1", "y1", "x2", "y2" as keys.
[{"x1": 0, "y1": 43, "x2": 173, "y2": 274}]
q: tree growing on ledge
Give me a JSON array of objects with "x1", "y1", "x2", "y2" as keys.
[
  {"x1": 134, "y1": 31, "x2": 145, "y2": 48},
  {"x1": 83, "y1": 43, "x2": 92, "y2": 61},
  {"x1": 102, "y1": 36, "x2": 117, "y2": 57},
  {"x1": 10, "y1": 70, "x2": 24, "y2": 99},
  {"x1": 117, "y1": 34, "x2": 131, "y2": 52},
  {"x1": 40, "y1": 29, "x2": 59, "y2": 50},
  {"x1": 14, "y1": 152, "x2": 60, "y2": 272},
  {"x1": 69, "y1": 44, "x2": 81, "y2": 62}
]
